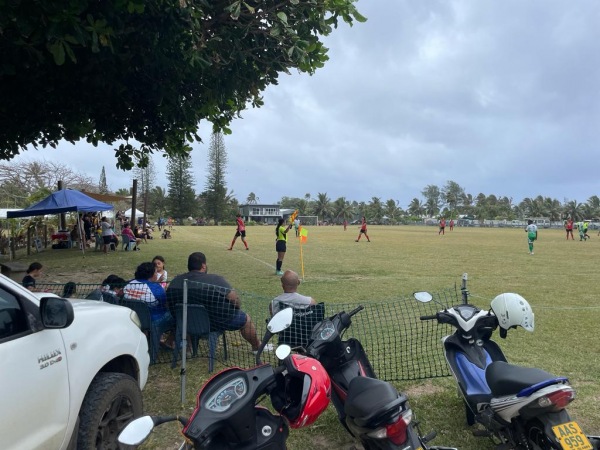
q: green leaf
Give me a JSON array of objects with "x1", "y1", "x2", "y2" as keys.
[
  {"x1": 63, "y1": 41, "x2": 77, "y2": 63},
  {"x1": 49, "y1": 41, "x2": 66, "y2": 65},
  {"x1": 277, "y1": 12, "x2": 288, "y2": 25}
]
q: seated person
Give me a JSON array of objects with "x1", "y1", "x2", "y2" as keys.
[
  {"x1": 167, "y1": 252, "x2": 264, "y2": 353},
  {"x1": 123, "y1": 263, "x2": 174, "y2": 363},
  {"x1": 134, "y1": 225, "x2": 148, "y2": 244},
  {"x1": 121, "y1": 224, "x2": 142, "y2": 249},
  {"x1": 70, "y1": 226, "x2": 79, "y2": 243},
  {"x1": 87, "y1": 275, "x2": 127, "y2": 302},
  {"x1": 161, "y1": 229, "x2": 171, "y2": 239},
  {"x1": 271, "y1": 270, "x2": 321, "y2": 348},
  {"x1": 270, "y1": 270, "x2": 316, "y2": 315},
  {"x1": 62, "y1": 281, "x2": 77, "y2": 298}
]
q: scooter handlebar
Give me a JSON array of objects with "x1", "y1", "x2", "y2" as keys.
[
  {"x1": 420, "y1": 314, "x2": 438, "y2": 321},
  {"x1": 348, "y1": 305, "x2": 364, "y2": 317}
]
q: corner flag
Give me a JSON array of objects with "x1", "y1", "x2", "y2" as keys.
[{"x1": 299, "y1": 226, "x2": 308, "y2": 243}]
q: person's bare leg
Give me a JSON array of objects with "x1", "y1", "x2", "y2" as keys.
[{"x1": 240, "y1": 315, "x2": 261, "y2": 350}]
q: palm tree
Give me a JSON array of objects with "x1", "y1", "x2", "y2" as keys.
[
  {"x1": 442, "y1": 180, "x2": 465, "y2": 218},
  {"x1": 246, "y1": 192, "x2": 259, "y2": 204},
  {"x1": 407, "y1": 198, "x2": 425, "y2": 217},
  {"x1": 460, "y1": 193, "x2": 474, "y2": 216},
  {"x1": 149, "y1": 186, "x2": 168, "y2": 218},
  {"x1": 368, "y1": 197, "x2": 384, "y2": 223},
  {"x1": 313, "y1": 192, "x2": 332, "y2": 223},
  {"x1": 384, "y1": 199, "x2": 402, "y2": 223},
  {"x1": 586, "y1": 195, "x2": 600, "y2": 218},
  {"x1": 333, "y1": 197, "x2": 354, "y2": 223},
  {"x1": 544, "y1": 197, "x2": 562, "y2": 222},
  {"x1": 563, "y1": 200, "x2": 583, "y2": 221}
]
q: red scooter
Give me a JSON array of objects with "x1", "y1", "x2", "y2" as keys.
[{"x1": 118, "y1": 308, "x2": 331, "y2": 449}]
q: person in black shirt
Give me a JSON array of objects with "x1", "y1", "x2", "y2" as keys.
[{"x1": 22, "y1": 262, "x2": 43, "y2": 292}]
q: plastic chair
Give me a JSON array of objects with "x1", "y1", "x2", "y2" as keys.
[
  {"x1": 121, "y1": 234, "x2": 136, "y2": 251},
  {"x1": 277, "y1": 302, "x2": 325, "y2": 348},
  {"x1": 94, "y1": 233, "x2": 102, "y2": 251},
  {"x1": 171, "y1": 304, "x2": 228, "y2": 372},
  {"x1": 120, "y1": 299, "x2": 156, "y2": 360}
]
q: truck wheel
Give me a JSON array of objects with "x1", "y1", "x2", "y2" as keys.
[{"x1": 77, "y1": 372, "x2": 143, "y2": 450}]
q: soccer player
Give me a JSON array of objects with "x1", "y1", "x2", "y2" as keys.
[
  {"x1": 525, "y1": 219, "x2": 538, "y2": 254},
  {"x1": 439, "y1": 217, "x2": 446, "y2": 235},
  {"x1": 228, "y1": 213, "x2": 249, "y2": 250},
  {"x1": 355, "y1": 216, "x2": 371, "y2": 242}
]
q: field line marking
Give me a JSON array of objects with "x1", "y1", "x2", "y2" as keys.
[{"x1": 202, "y1": 236, "x2": 276, "y2": 270}]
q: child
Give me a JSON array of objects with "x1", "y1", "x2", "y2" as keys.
[
  {"x1": 153, "y1": 255, "x2": 168, "y2": 288},
  {"x1": 22, "y1": 262, "x2": 43, "y2": 291}
]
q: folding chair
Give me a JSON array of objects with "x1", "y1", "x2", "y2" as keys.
[
  {"x1": 278, "y1": 302, "x2": 325, "y2": 348},
  {"x1": 171, "y1": 303, "x2": 228, "y2": 372}
]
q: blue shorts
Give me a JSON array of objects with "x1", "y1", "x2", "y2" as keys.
[{"x1": 223, "y1": 310, "x2": 248, "y2": 330}]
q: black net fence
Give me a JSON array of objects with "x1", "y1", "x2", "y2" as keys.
[{"x1": 34, "y1": 281, "x2": 463, "y2": 382}]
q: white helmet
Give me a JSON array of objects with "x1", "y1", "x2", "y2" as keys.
[{"x1": 490, "y1": 293, "x2": 534, "y2": 331}]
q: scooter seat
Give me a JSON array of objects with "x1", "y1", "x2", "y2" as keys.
[
  {"x1": 345, "y1": 376, "x2": 405, "y2": 426},
  {"x1": 486, "y1": 361, "x2": 558, "y2": 397}
]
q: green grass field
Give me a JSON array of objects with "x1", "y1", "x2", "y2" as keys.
[{"x1": 19, "y1": 224, "x2": 600, "y2": 449}]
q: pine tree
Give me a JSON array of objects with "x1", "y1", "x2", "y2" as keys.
[
  {"x1": 133, "y1": 158, "x2": 157, "y2": 217},
  {"x1": 205, "y1": 132, "x2": 229, "y2": 224},
  {"x1": 166, "y1": 154, "x2": 197, "y2": 221},
  {"x1": 98, "y1": 167, "x2": 109, "y2": 194}
]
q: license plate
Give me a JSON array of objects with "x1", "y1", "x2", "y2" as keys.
[{"x1": 552, "y1": 421, "x2": 593, "y2": 450}]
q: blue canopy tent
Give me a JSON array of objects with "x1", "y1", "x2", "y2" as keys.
[{"x1": 7, "y1": 189, "x2": 114, "y2": 254}]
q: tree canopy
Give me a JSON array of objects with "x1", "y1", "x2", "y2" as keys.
[{"x1": 0, "y1": 0, "x2": 366, "y2": 169}]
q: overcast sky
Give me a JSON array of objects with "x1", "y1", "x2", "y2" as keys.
[{"x1": 16, "y1": 0, "x2": 600, "y2": 208}]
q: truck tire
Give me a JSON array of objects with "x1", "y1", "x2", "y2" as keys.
[{"x1": 77, "y1": 372, "x2": 143, "y2": 450}]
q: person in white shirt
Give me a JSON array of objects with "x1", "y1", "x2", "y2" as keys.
[
  {"x1": 270, "y1": 270, "x2": 316, "y2": 315},
  {"x1": 525, "y1": 220, "x2": 538, "y2": 255}
]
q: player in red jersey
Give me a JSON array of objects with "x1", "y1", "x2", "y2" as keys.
[{"x1": 228, "y1": 213, "x2": 249, "y2": 250}]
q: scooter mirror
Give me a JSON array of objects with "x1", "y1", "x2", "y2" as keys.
[
  {"x1": 413, "y1": 291, "x2": 433, "y2": 303},
  {"x1": 268, "y1": 307, "x2": 293, "y2": 333},
  {"x1": 276, "y1": 344, "x2": 291, "y2": 360},
  {"x1": 118, "y1": 415, "x2": 154, "y2": 445}
]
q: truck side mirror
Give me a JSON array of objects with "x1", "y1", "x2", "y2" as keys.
[{"x1": 40, "y1": 297, "x2": 74, "y2": 328}]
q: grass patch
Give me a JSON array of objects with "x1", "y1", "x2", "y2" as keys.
[{"x1": 20, "y1": 224, "x2": 600, "y2": 449}]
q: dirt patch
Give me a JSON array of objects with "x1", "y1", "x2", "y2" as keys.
[
  {"x1": 49, "y1": 269, "x2": 106, "y2": 285},
  {"x1": 404, "y1": 380, "x2": 446, "y2": 398}
]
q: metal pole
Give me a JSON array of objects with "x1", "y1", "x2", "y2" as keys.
[
  {"x1": 461, "y1": 273, "x2": 469, "y2": 303},
  {"x1": 181, "y1": 279, "x2": 188, "y2": 406}
]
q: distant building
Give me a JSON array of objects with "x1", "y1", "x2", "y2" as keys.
[{"x1": 238, "y1": 204, "x2": 283, "y2": 224}]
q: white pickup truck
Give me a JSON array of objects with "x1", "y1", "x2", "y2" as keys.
[{"x1": 0, "y1": 274, "x2": 150, "y2": 450}]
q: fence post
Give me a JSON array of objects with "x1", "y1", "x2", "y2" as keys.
[
  {"x1": 180, "y1": 279, "x2": 188, "y2": 406},
  {"x1": 461, "y1": 273, "x2": 469, "y2": 303}
]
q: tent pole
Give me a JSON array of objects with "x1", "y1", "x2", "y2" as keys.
[{"x1": 77, "y1": 214, "x2": 85, "y2": 255}]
